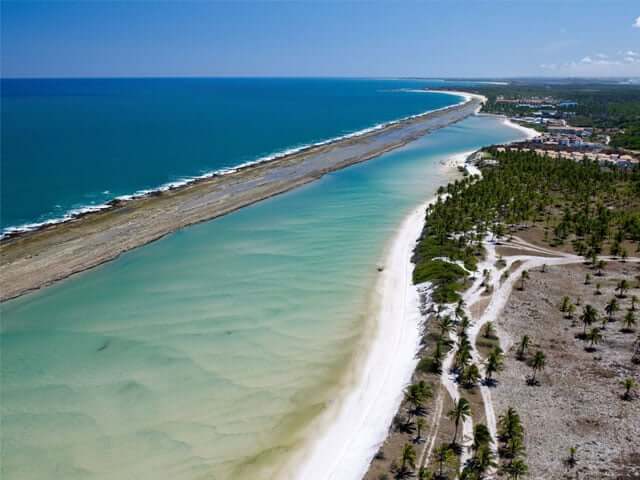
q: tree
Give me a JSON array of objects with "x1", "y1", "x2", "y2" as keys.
[
  {"x1": 585, "y1": 327, "x2": 603, "y2": 351},
  {"x1": 461, "y1": 363, "x2": 481, "y2": 388},
  {"x1": 518, "y1": 270, "x2": 529, "y2": 290},
  {"x1": 622, "y1": 311, "x2": 637, "y2": 333},
  {"x1": 567, "y1": 446, "x2": 577, "y2": 469},
  {"x1": 405, "y1": 381, "x2": 432, "y2": 415},
  {"x1": 596, "y1": 260, "x2": 606, "y2": 276},
  {"x1": 516, "y1": 335, "x2": 529, "y2": 360},
  {"x1": 580, "y1": 305, "x2": 598, "y2": 335},
  {"x1": 434, "y1": 444, "x2": 453, "y2": 478},
  {"x1": 416, "y1": 417, "x2": 427, "y2": 441},
  {"x1": 529, "y1": 350, "x2": 546, "y2": 385},
  {"x1": 560, "y1": 296, "x2": 571, "y2": 313},
  {"x1": 621, "y1": 378, "x2": 637, "y2": 401},
  {"x1": 400, "y1": 443, "x2": 416, "y2": 472},
  {"x1": 483, "y1": 321, "x2": 496, "y2": 339},
  {"x1": 630, "y1": 295, "x2": 638, "y2": 312},
  {"x1": 455, "y1": 299, "x2": 466, "y2": 322},
  {"x1": 471, "y1": 423, "x2": 492, "y2": 454},
  {"x1": 605, "y1": 298, "x2": 619, "y2": 323},
  {"x1": 504, "y1": 458, "x2": 529, "y2": 479},
  {"x1": 417, "y1": 467, "x2": 434, "y2": 480},
  {"x1": 584, "y1": 273, "x2": 592, "y2": 285},
  {"x1": 447, "y1": 397, "x2": 471, "y2": 445},
  {"x1": 485, "y1": 346, "x2": 504, "y2": 384},
  {"x1": 438, "y1": 315, "x2": 454, "y2": 337},
  {"x1": 616, "y1": 279, "x2": 630, "y2": 298},
  {"x1": 565, "y1": 302, "x2": 576, "y2": 320}
]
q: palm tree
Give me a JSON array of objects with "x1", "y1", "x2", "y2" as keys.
[
  {"x1": 438, "y1": 315, "x2": 454, "y2": 337},
  {"x1": 498, "y1": 407, "x2": 523, "y2": 443},
  {"x1": 616, "y1": 279, "x2": 629, "y2": 298},
  {"x1": 434, "y1": 444, "x2": 453, "y2": 478},
  {"x1": 621, "y1": 378, "x2": 637, "y2": 401},
  {"x1": 581, "y1": 305, "x2": 598, "y2": 335},
  {"x1": 518, "y1": 270, "x2": 529, "y2": 290},
  {"x1": 405, "y1": 381, "x2": 432, "y2": 414},
  {"x1": 399, "y1": 443, "x2": 416, "y2": 472},
  {"x1": 596, "y1": 260, "x2": 606, "y2": 276},
  {"x1": 565, "y1": 302, "x2": 576, "y2": 320},
  {"x1": 516, "y1": 335, "x2": 529, "y2": 360},
  {"x1": 461, "y1": 363, "x2": 481, "y2": 388},
  {"x1": 622, "y1": 311, "x2": 637, "y2": 333},
  {"x1": 630, "y1": 295, "x2": 638, "y2": 312},
  {"x1": 584, "y1": 273, "x2": 592, "y2": 285},
  {"x1": 471, "y1": 423, "x2": 492, "y2": 453},
  {"x1": 567, "y1": 446, "x2": 577, "y2": 469},
  {"x1": 483, "y1": 321, "x2": 496, "y2": 339},
  {"x1": 485, "y1": 346, "x2": 504, "y2": 383},
  {"x1": 455, "y1": 299, "x2": 466, "y2": 322},
  {"x1": 447, "y1": 397, "x2": 471, "y2": 445},
  {"x1": 560, "y1": 296, "x2": 571, "y2": 313},
  {"x1": 586, "y1": 327, "x2": 603, "y2": 351},
  {"x1": 417, "y1": 467, "x2": 433, "y2": 480},
  {"x1": 605, "y1": 298, "x2": 619, "y2": 323},
  {"x1": 504, "y1": 458, "x2": 529, "y2": 479},
  {"x1": 416, "y1": 417, "x2": 426, "y2": 441},
  {"x1": 530, "y1": 350, "x2": 546, "y2": 384}
]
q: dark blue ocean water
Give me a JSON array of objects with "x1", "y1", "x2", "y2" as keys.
[{"x1": 0, "y1": 78, "x2": 459, "y2": 232}]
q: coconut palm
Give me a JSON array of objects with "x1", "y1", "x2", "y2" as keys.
[
  {"x1": 596, "y1": 260, "x2": 606, "y2": 276},
  {"x1": 622, "y1": 311, "x2": 637, "y2": 333},
  {"x1": 455, "y1": 299, "x2": 466, "y2": 322},
  {"x1": 605, "y1": 298, "x2": 619, "y2": 323},
  {"x1": 438, "y1": 315, "x2": 454, "y2": 337},
  {"x1": 471, "y1": 423, "x2": 492, "y2": 453},
  {"x1": 461, "y1": 363, "x2": 481, "y2": 388},
  {"x1": 584, "y1": 273, "x2": 592, "y2": 285},
  {"x1": 516, "y1": 335, "x2": 529, "y2": 360},
  {"x1": 447, "y1": 397, "x2": 471, "y2": 445},
  {"x1": 630, "y1": 295, "x2": 638, "y2": 312},
  {"x1": 565, "y1": 302, "x2": 576, "y2": 320},
  {"x1": 560, "y1": 296, "x2": 571, "y2": 313},
  {"x1": 518, "y1": 270, "x2": 529, "y2": 290},
  {"x1": 434, "y1": 444, "x2": 453, "y2": 478},
  {"x1": 405, "y1": 381, "x2": 432, "y2": 414},
  {"x1": 580, "y1": 305, "x2": 598, "y2": 335},
  {"x1": 621, "y1": 378, "x2": 637, "y2": 401},
  {"x1": 504, "y1": 458, "x2": 529, "y2": 479},
  {"x1": 416, "y1": 417, "x2": 427, "y2": 441},
  {"x1": 616, "y1": 279, "x2": 630, "y2": 298},
  {"x1": 417, "y1": 467, "x2": 433, "y2": 480},
  {"x1": 530, "y1": 350, "x2": 546, "y2": 384},
  {"x1": 400, "y1": 443, "x2": 416, "y2": 472},
  {"x1": 586, "y1": 327, "x2": 603, "y2": 351},
  {"x1": 498, "y1": 407, "x2": 523, "y2": 443},
  {"x1": 567, "y1": 446, "x2": 577, "y2": 468},
  {"x1": 483, "y1": 321, "x2": 496, "y2": 339},
  {"x1": 485, "y1": 346, "x2": 504, "y2": 383}
]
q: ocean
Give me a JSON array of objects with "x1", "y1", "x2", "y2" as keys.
[
  {"x1": 1, "y1": 78, "x2": 459, "y2": 235},
  {"x1": 1, "y1": 84, "x2": 527, "y2": 478}
]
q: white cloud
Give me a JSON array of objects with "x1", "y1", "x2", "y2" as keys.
[
  {"x1": 634, "y1": 16, "x2": 640, "y2": 28},
  {"x1": 543, "y1": 50, "x2": 640, "y2": 76}
]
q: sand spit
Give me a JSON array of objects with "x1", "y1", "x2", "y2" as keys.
[{"x1": 0, "y1": 96, "x2": 482, "y2": 302}]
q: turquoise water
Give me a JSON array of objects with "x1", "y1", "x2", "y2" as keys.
[
  {"x1": 0, "y1": 78, "x2": 459, "y2": 234},
  {"x1": 0, "y1": 115, "x2": 525, "y2": 480}
]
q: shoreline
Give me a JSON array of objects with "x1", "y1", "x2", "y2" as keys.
[
  {"x1": 288, "y1": 198, "x2": 433, "y2": 480},
  {"x1": 0, "y1": 93, "x2": 482, "y2": 303}
]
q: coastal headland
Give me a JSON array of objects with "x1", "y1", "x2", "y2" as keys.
[{"x1": 0, "y1": 94, "x2": 482, "y2": 302}]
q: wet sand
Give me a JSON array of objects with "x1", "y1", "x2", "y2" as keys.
[{"x1": 0, "y1": 96, "x2": 482, "y2": 302}]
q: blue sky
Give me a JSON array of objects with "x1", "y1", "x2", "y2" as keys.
[{"x1": 2, "y1": 1, "x2": 639, "y2": 78}]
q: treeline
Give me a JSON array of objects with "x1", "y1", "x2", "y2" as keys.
[
  {"x1": 413, "y1": 150, "x2": 640, "y2": 297},
  {"x1": 469, "y1": 82, "x2": 640, "y2": 149}
]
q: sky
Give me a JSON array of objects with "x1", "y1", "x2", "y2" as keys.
[{"x1": 1, "y1": 1, "x2": 639, "y2": 79}]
